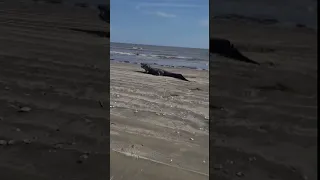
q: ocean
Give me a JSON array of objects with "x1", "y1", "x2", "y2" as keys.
[{"x1": 110, "y1": 42, "x2": 209, "y2": 70}]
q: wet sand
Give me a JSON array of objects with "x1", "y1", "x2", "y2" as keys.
[
  {"x1": 210, "y1": 20, "x2": 317, "y2": 180},
  {"x1": 0, "y1": 1, "x2": 110, "y2": 179},
  {"x1": 110, "y1": 62, "x2": 209, "y2": 179}
]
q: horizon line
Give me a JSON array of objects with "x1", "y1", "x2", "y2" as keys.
[{"x1": 110, "y1": 41, "x2": 209, "y2": 50}]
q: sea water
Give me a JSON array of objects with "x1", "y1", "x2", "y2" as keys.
[{"x1": 111, "y1": 42, "x2": 209, "y2": 70}]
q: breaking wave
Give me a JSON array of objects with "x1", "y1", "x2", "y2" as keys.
[{"x1": 110, "y1": 51, "x2": 202, "y2": 61}]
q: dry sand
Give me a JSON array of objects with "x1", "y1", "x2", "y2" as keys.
[
  {"x1": 210, "y1": 20, "x2": 317, "y2": 180},
  {"x1": 0, "y1": 1, "x2": 110, "y2": 179},
  {"x1": 110, "y1": 63, "x2": 209, "y2": 179}
]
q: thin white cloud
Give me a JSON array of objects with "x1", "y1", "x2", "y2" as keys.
[
  {"x1": 199, "y1": 19, "x2": 209, "y2": 27},
  {"x1": 136, "y1": 3, "x2": 204, "y2": 10},
  {"x1": 155, "y1": 11, "x2": 177, "y2": 18}
]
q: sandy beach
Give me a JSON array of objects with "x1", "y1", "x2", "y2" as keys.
[
  {"x1": 210, "y1": 19, "x2": 317, "y2": 180},
  {"x1": 110, "y1": 62, "x2": 209, "y2": 179},
  {"x1": 0, "y1": 1, "x2": 110, "y2": 179}
]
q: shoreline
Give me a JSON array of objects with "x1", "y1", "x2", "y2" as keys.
[{"x1": 110, "y1": 59, "x2": 209, "y2": 71}]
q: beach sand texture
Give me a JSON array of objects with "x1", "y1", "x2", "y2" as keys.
[
  {"x1": 0, "y1": 1, "x2": 110, "y2": 179},
  {"x1": 210, "y1": 19, "x2": 317, "y2": 180},
  {"x1": 110, "y1": 63, "x2": 209, "y2": 179}
]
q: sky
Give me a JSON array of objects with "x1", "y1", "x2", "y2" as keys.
[{"x1": 110, "y1": 0, "x2": 209, "y2": 49}]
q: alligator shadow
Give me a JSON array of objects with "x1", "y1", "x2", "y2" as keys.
[
  {"x1": 134, "y1": 70, "x2": 147, "y2": 74},
  {"x1": 134, "y1": 70, "x2": 189, "y2": 81}
]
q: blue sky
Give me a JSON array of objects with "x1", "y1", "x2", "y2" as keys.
[{"x1": 110, "y1": 0, "x2": 208, "y2": 49}]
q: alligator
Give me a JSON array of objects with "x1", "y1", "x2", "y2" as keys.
[
  {"x1": 141, "y1": 63, "x2": 189, "y2": 81},
  {"x1": 210, "y1": 38, "x2": 260, "y2": 65}
]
